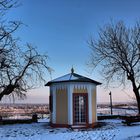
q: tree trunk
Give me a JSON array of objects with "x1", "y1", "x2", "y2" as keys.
[
  {"x1": 0, "y1": 94, "x2": 4, "y2": 101},
  {"x1": 131, "y1": 78, "x2": 140, "y2": 114},
  {"x1": 133, "y1": 88, "x2": 140, "y2": 114}
]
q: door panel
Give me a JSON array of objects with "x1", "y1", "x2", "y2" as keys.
[{"x1": 73, "y1": 93, "x2": 88, "y2": 124}]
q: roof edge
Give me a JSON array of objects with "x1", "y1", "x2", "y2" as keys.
[{"x1": 45, "y1": 80, "x2": 102, "y2": 86}]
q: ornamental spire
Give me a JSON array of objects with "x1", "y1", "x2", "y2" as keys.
[{"x1": 71, "y1": 67, "x2": 74, "y2": 73}]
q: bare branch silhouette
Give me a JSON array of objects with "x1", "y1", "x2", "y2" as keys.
[
  {"x1": 88, "y1": 21, "x2": 140, "y2": 114},
  {"x1": 0, "y1": 0, "x2": 52, "y2": 101}
]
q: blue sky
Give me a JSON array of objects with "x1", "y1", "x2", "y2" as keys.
[{"x1": 4, "y1": 0, "x2": 140, "y2": 103}]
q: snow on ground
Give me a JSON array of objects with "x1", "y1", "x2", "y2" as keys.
[{"x1": 0, "y1": 119, "x2": 140, "y2": 140}]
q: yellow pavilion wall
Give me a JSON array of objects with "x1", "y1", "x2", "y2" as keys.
[
  {"x1": 92, "y1": 88, "x2": 96, "y2": 122},
  {"x1": 55, "y1": 88, "x2": 68, "y2": 124}
]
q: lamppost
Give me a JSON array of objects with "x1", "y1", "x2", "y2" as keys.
[{"x1": 109, "y1": 91, "x2": 113, "y2": 115}]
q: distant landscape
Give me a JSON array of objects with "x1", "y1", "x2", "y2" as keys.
[
  {"x1": 0, "y1": 104, "x2": 49, "y2": 119},
  {"x1": 0, "y1": 102, "x2": 138, "y2": 120},
  {"x1": 97, "y1": 102, "x2": 138, "y2": 116}
]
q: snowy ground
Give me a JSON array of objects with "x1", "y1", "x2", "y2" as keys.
[{"x1": 0, "y1": 119, "x2": 140, "y2": 140}]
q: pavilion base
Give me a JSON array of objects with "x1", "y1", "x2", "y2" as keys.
[{"x1": 50, "y1": 122, "x2": 98, "y2": 129}]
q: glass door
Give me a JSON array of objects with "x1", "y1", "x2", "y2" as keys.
[{"x1": 73, "y1": 93, "x2": 88, "y2": 124}]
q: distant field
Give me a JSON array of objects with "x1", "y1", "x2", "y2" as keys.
[
  {"x1": 97, "y1": 102, "x2": 138, "y2": 116},
  {"x1": 0, "y1": 103, "x2": 138, "y2": 119},
  {"x1": 0, "y1": 104, "x2": 49, "y2": 119}
]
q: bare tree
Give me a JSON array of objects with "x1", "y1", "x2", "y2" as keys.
[
  {"x1": 0, "y1": 0, "x2": 20, "y2": 70},
  {"x1": 0, "y1": 44, "x2": 52, "y2": 101},
  {"x1": 0, "y1": 0, "x2": 52, "y2": 101},
  {"x1": 0, "y1": 0, "x2": 18, "y2": 15},
  {"x1": 88, "y1": 21, "x2": 140, "y2": 114}
]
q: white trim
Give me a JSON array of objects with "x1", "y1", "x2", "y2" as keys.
[
  {"x1": 88, "y1": 85, "x2": 92, "y2": 123},
  {"x1": 52, "y1": 82, "x2": 89, "y2": 86},
  {"x1": 52, "y1": 86, "x2": 56, "y2": 123},
  {"x1": 95, "y1": 87, "x2": 97, "y2": 122}
]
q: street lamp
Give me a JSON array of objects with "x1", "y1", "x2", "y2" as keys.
[{"x1": 109, "y1": 91, "x2": 113, "y2": 115}]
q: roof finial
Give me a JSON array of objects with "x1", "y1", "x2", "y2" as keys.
[{"x1": 71, "y1": 66, "x2": 74, "y2": 73}]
